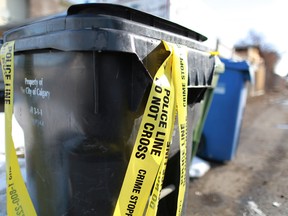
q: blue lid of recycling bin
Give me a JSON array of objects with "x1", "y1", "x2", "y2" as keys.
[{"x1": 220, "y1": 58, "x2": 253, "y2": 83}]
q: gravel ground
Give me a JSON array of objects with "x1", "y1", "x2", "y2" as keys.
[{"x1": 186, "y1": 89, "x2": 288, "y2": 216}]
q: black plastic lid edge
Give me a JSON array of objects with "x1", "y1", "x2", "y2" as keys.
[{"x1": 67, "y1": 3, "x2": 207, "y2": 42}]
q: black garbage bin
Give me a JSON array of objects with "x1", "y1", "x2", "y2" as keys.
[{"x1": 3, "y1": 4, "x2": 215, "y2": 216}]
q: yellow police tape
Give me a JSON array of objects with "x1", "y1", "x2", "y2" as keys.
[
  {"x1": 1, "y1": 41, "x2": 37, "y2": 216},
  {"x1": 113, "y1": 41, "x2": 188, "y2": 216},
  {"x1": 1, "y1": 40, "x2": 188, "y2": 216}
]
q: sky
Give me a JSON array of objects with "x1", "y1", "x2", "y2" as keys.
[
  {"x1": 171, "y1": 0, "x2": 286, "y2": 49},
  {"x1": 169, "y1": 0, "x2": 288, "y2": 76}
]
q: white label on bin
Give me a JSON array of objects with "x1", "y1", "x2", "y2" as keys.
[
  {"x1": 23, "y1": 77, "x2": 51, "y2": 99},
  {"x1": 21, "y1": 77, "x2": 49, "y2": 127}
]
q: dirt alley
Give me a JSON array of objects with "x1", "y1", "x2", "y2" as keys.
[{"x1": 186, "y1": 89, "x2": 288, "y2": 216}]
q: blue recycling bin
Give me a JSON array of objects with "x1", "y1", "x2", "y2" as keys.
[{"x1": 197, "y1": 58, "x2": 252, "y2": 162}]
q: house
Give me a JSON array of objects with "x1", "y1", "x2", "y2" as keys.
[{"x1": 234, "y1": 45, "x2": 266, "y2": 96}]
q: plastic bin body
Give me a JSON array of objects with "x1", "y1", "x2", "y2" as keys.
[
  {"x1": 4, "y1": 4, "x2": 215, "y2": 216},
  {"x1": 198, "y1": 59, "x2": 251, "y2": 162},
  {"x1": 191, "y1": 57, "x2": 225, "y2": 158}
]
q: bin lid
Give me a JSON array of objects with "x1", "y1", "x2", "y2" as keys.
[
  {"x1": 68, "y1": 4, "x2": 207, "y2": 42},
  {"x1": 4, "y1": 3, "x2": 207, "y2": 44},
  {"x1": 220, "y1": 58, "x2": 253, "y2": 82},
  {"x1": 2, "y1": 4, "x2": 216, "y2": 93}
]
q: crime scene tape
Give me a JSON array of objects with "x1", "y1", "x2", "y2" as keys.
[
  {"x1": 1, "y1": 41, "x2": 37, "y2": 216},
  {"x1": 113, "y1": 41, "x2": 188, "y2": 216}
]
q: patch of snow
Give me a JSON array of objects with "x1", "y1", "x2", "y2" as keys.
[
  {"x1": 0, "y1": 113, "x2": 25, "y2": 154},
  {"x1": 189, "y1": 156, "x2": 211, "y2": 178},
  {"x1": 244, "y1": 201, "x2": 266, "y2": 216}
]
